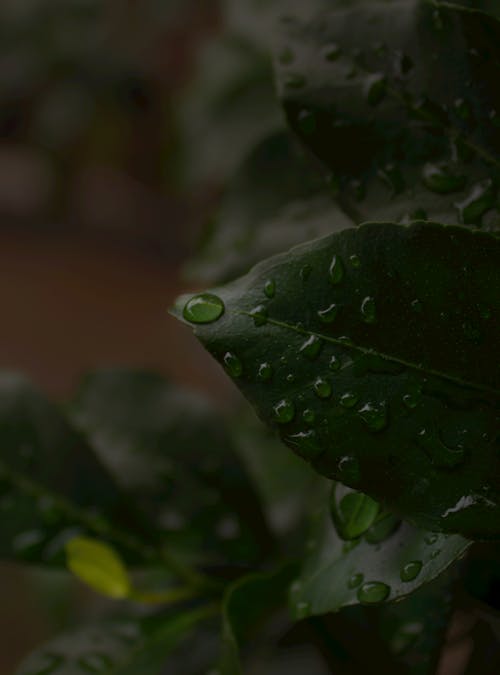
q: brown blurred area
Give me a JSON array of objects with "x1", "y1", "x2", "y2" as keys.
[{"x1": 0, "y1": 1, "x2": 238, "y2": 671}]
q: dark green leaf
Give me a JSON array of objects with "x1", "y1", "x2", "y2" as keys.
[
  {"x1": 15, "y1": 605, "x2": 216, "y2": 675},
  {"x1": 70, "y1": 370, "x2": 273, "y2": 567},
  {"x1": 290, "y1": 504, "x2": 469, "y2": 616},
  {"x1": 219, "y1": 564, "x2": 298, "y2": 674},
  {"x1": 173, "y1": 222, "x2": 500, "y2": 538},
  {"x1": 0, "y1": 373, "x2": 144, "y2": 566},
  {"x1": 187, "y1": 131, "x2": 352, "y2": 284},
  {"x1": 274, "y1": 0, "x2": 500, "y2": 231}
]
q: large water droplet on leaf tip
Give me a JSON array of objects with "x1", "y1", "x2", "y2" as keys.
[{"x1": 183, "y1": 293, "x2": 224, "y2": 324}]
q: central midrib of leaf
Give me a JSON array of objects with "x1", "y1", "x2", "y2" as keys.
[{"x1": 236, "y1": 311, "x2": 498, "y2": 397}]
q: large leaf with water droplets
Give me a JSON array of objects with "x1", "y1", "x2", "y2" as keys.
[
  {"x1": 290, "y1": 495, "x2": 469, "y2": 617},
  {"x1": 0, "y1": 373, "x2": 146, "y2": 566},
  {"x1": 274, "y1": 0, "x2": 500, "y2": 231},
  {"x1": 187, "y1": 131, "x2": 352, "y2": 284},
  {"x1": 173, "y1": 222, "x2": 500, "y2": 539},
  {"x1": 70, "y1": 370, "x2": 273, "y2": 567},
  {"x1": 15, "y1": 606, "x2": 217, "y2": 675}
]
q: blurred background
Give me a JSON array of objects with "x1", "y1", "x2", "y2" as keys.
[{"x1": 0, "y1": 1, "x2": 242, "y2": 670}]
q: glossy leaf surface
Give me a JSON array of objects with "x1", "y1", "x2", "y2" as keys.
[{"x1": 174, "y1": 222, "x2": 500, "y2": 538}]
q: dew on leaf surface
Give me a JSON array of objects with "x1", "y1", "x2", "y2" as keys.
[{"x1": 183, "y1": 293, "x2": 224, "y2": 324}]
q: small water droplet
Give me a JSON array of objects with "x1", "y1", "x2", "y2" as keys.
[
  {"x1": 285, "y1": 73, "x2": 306, "y2": 89},
  {"x1": 357, "y1": 581, "x2": 390, "y2": 605},
  {"x1": 300, "y1": 264, "x2": 313, "y2": 281},
  {"x1": 303, "y1": 409, "x2": 315, "y2": 424},
  {"x1": 295, "y1": 601, "x2": 311, "y2": 619},
  {"x1": 300, "y1": 335, "x2": 322, "y2": 360},
  {"x1": 411, "y1": 299, "x2": 423, "y2": 312},
  {"x1": 340, "y1": 392, "x2": 359, "y2": 408},
  {"x1": 78, "y1": 653, "x2": 113, "y2": 672},
  {"x1": 223, "y1": 352, "x2": 243, "y2": 378},
  {"x1": 329, "y1": 355, "x2": 341, "y2": 371},
  {"x1": 322, "y1": 43, "x2": 341, "y2": 61},
  {"x1": 400, "y1": 560, "x2": 423, "y2": 582},
  {"x1": 183, "y1": 293, "x2": 224, "y2": 324},
  {"x1": 360, "y1": 296, "x2": 377, "y2": 324},
  {"x1": 455, "y1": 179, "x2": 496, "y2": 225},
  {"x1": 313, "y1": 377, "x2": 332, "y2": 399},
  {"x1": 329, "y1": 255, "x2": 344, "y2": 284},
  {"x1": 365, "y1": 73, "x2": 387, "y2": 106},
  {"x1": 273, "y1": 399, "x2": 295, "y2": 424},
  {"x1": 403, "y1": 393, "x2": 419, "y2": 409},
  {"x1": 278, "y1": 47, "x2": 295, "y2": 64},
  {"x1": 264, "y1": 279, "x2": 276, "y2": 298},
  {"x1": 430, "y1": 548, "x2": 441, "y2": 560},
  {"x1": 286, "y1": 373, "x2": 295, "y2": 383},
  {"x1": 358, "y1": 401, "x2": 388, "y2": 432},
  {"x1": 337, "y1": 455, "x2": 361, "y2": 483},
  {"x1": 422, "y1": 162, "x2": 467, "y2": 194},
  {"x1": 285, "y1": 429, "x2": 323, "y2": 459},
  {"x1": 417, "y1": 426, "x2": 466, "y2": 468},
  {"x1": 425, "y1": 533, "x2": 438, "y2": 545},
  {"x1": 349, "y1": 254, "x2": 361, "y2": 268},
  {"x1": 348, "y1": 573, "x2": 364, "y2": 589},
  {"x1": 257, "y1": 362, "x2": 273, "y2": 382},
  {"x1": 250, "y1": 304, "x2": 268, "y2": 326},
  {"x1": 297, "y1": 109, "x2": 316, "y2": 135},
  {"x1": 317, "y1": 303, "x2": 338, "y2": 324}
]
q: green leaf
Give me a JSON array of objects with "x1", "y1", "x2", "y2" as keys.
[
  {"x1": 274, "y1": 0, "x2": 500, "y2": 231},
  {"x1": 187, "y1": 131, "x2": 352, "y2": 284},
  {"x1": 15, "y1": 606, "x2": 217, "y2": 675},
  {"x1": 0, "y1": 373, "x2": 145, "y2": 566},
  {"x1": 219, "y1": 564, "x2": 298, "y2": 674},
  {"x1": 173, "y1": 222, "x2": 500, "y2": 538},
  {"x1": 65, "y1": 536, "x2": 131, "y2": 599},
  {"x1": 70, "y1": 370, "x2": 274, "y2": 567},
  {"x1": 290, "y1": 504, "x2": 469, "y2": 616},
  {"x1": 330, "y1": 483, "x2": 379, "y2": 540}
]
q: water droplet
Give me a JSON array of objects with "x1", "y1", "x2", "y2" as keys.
[
  {"x1": 411, "y1": 299, "x2": 423, "y2": 312},
  {"x1": 431, "y1": 549, "x2": 441, "y2": 560},
  {"x1": 400, "y1": 560, "x2": 423, "y2": 582},
  {"x1": 349, "y1": 254, "x2": 361, "y2": 268},
  {"x1": 329, "y1": 355, "x2": 341, "y2": 371},
  {"x1": 360, "y1": 296, "x2": 377, "y2": 324},
  {"x1": 302, "y1": 409, "x2": 315, "y2": 424},
  {"x1": 422, "y1": 162, "x2": 467, "y2": 194},
  {"x1": 183, "y1": 293, "x2": 224, "y2": 324},
  {"x1": 223, "y1": 352, "x2": 243, "y2": 378},
  {"x1": 285, "y1": 73, "x2": 306, "y2": 89},
  {"x1": 417, "y1": 426, "x2": 466, "y2": 468},
  {"x1": 332, "y1": 488, "x2": 380, "y2": 540},
  {"x1": 297, "y1": 109, "x2": 316, "y2": 135},
  {"x1": 78, "y1": 653, "x2": 113, "y2": 672},
  {"x1": 313, "y1": 377, "x2": 332, "y2": 399},
  {"x1": 378, "y1": 163, "x2": 405, "y2": 195},
  {"x1": 329, "y1": 255, "x2": 344, "y2": 284},
  {"x1": 264, "y1": 279, "x2": 276, "y2": 298},
  {"x1": 403, "y1": 393, "x2": 419, "y2": 409},
  {"x1": 455, "y1": 179, "x2": 496, "y2": 225},
  {"x1": 348, "y1": 573, "x2": 364, "y2": 589},
  {"x1": 365, "y1": 73, "x2": 387, "y2": 106},
  {"x1": 322, "y1": 43, "x2": 341, "y2": 61},
  {"x1": 295, "y1": 601, "x2": 311, "y2": 619},
  {"x1": 278, "y1": 47, "x2": 295, "y2": 64},
  {"x1": 257, "y1": 362, "x2": 273, "y2": 382},
  {"x1": 425, "y1": 533, "x2": 438, "y2": 545},
  {"x1": 358, "y1": 401, "x2": 388, "y2": 432},
  {"x1": 340, "y1": 392, "x2": 359, "y2": 408},
  {"x1": 300, "y1": 264, "x2": 313, "y2": 281},
  {"x1": 300, "y1": 335, "x2": 322, "y2": 360},
  {"x1": 364, "y1": 512, "x2": 401, "y2": 543},
  {"x1": 273, "y1": 399, "x2": 295, "y2": 424},
  {"x1": 286, "y1": 373, "x2": 296, "y2": 383},
  {"x1": 250, "y1": 304, "x2": 268, "y2": 327},
  {"x1": 357, "y1": 581, "x2": 390, "y2": 605},
  {"x1": 318, "y1": 303, "x2": 338, "y2": 324},
  {"x1": 337, "y1": 455, "x2": 361, "y2": 483},
  {"x1": 285, "y1": 429, "x2": 323, "y2": 459}
]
